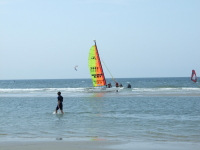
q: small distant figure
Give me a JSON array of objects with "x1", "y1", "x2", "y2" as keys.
[
  {"x1": 119, "y1": 84, "x2": 123, "y2": 87},
  {"x1": 107, "y1": 83, "x2": 112, "y2": 88},
  {"x1": 127, "y1": 84, "x2": 131, "y2": 88},
  {"x1": 115, "y1": 82, "x2": 119, "y2": 87},
  {"x1": 55, "y1": 91, "x2": 64, "y2": 114},
  {"x1": 113, "y1": 79, "x2": 119, "y2": 87}
]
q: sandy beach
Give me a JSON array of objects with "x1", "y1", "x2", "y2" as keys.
[
  {"x1": 1, "y1": 140, "x2": 200, "y2": 150},
  {"x1": 0, "y1": 140, "x2": 118, "y2": 150}
]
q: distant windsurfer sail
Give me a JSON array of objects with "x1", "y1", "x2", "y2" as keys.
[{"x1": 191, "y1": 70, "x2": 197, "y2": 82}]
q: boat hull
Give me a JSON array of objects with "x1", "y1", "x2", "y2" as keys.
[{"x1": 85, "y1": 87, "x2": 119, "y2": 93}]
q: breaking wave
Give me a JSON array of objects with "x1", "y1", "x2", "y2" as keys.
[{"x1": 0, "y1": 87, "x2": 199, "y2": 95}]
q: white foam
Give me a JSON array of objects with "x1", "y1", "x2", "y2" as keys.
[
  {"x1": 0, "y1": 88, "x2": 85, "y2": 94},
  {"x1": 132, "y1": 87, "x2": 200, "y2": 92},
  {"x1": 53, "y1": 112, "x2": 63, "y2": 115},
  {"x1": 0, "y1": 87, "x2": 200, "y2": 96}
]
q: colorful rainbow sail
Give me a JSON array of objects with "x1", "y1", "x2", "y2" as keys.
[
  {"x1": 88, "y1": 41, "x2": 106, "y2": 87},
  {"x1": 191, "y1": 70, "x2": 197, "y2": 82}
]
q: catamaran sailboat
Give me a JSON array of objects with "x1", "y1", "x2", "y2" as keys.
[{"x1": 85, "y1": 40, "x2": 119, "y2": 92}]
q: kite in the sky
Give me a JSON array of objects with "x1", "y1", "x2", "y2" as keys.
[{"x1": 74, "y1": 65, "x2": 78, "y2": 71}]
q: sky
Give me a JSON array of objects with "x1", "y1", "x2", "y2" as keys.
[{"x1": 0, "y1": 0, "x2": 200, "y2": 80}]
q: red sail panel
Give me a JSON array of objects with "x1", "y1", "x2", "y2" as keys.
[{"x1": 191, "y1": 70, "x2": 197, "y2": 82}]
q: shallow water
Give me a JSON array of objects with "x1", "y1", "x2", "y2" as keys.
[{"x1": 0, "y1": 78, "x2": 200, "y2": 142}]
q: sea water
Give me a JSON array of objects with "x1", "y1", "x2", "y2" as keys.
[{"x1": 0, "y1": 78, "x2": 200, "y2": 142}]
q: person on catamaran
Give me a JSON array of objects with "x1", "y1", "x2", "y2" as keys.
[
  {"x1": 119, "y1": 84, "x2": 123, "y2": 87},
  {"x1": 127, "y1": 84, "x2": 131, "y2": 88},
  {"x1": 115, "y1": 82, "x2": 119, "y2": 87},
  {"x1": 107, "y1": 83, "x2": 112, "y2": 88},
  {"x1": 113, "y1": 79, "x2": 119, "y2": 87},
  {"x1": 55, "y1": 91, "x2": 64, "y2": 114}
]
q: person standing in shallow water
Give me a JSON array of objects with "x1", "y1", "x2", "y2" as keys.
[
  {"x1": 127, "y1": 84, "x2": 131, "y2": 88},
  {"x1": 55, "y1": 91, "x2": 64, "y2": 114}
]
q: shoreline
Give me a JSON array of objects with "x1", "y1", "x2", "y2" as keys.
[{"x1": 0, "y1": 139, "x2": 200, "y2": 150}]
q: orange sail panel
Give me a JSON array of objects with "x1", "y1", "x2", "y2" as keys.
[{"x1": 88, "y1": 43, "x2": 106, "y2": 87}]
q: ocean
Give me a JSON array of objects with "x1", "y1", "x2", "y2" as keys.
[{"x1": 0, "y1": 77, "x2": 200, "y2": 143}]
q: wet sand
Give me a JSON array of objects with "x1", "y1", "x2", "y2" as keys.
[
  {"x1": 0, "y1": 140, "x2": 199, "y2": 150},
  {"x1": 0, "y1": 140, "x2": 117, "y2": 150}
]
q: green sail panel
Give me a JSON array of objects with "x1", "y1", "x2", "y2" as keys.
[{"x1": 88, "y1": 44, "x2": 106, "y2": 87}]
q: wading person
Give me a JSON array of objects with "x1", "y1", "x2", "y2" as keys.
[{"x1": 55, "y1": 91, "x2": 64, "y2": 114}]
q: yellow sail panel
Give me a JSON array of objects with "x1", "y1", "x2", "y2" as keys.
[{"x1": 88, "y1": 45, "x2": 106, "y2": 87}]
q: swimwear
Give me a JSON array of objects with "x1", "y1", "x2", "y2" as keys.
[
  {"x1": 56, "y1": 95, "x2": 63, "y2": 110},
  {"x1": 56, "y1": 103, "x2": 63, "y2": 110}
]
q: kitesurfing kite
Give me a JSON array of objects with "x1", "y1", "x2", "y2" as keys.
[
  {"x1": 74, "y1": 65, "x2": 78, "y2": 71},
  {"x1": 191, "y1": 70, "x2": 197, "y2": 82}
]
